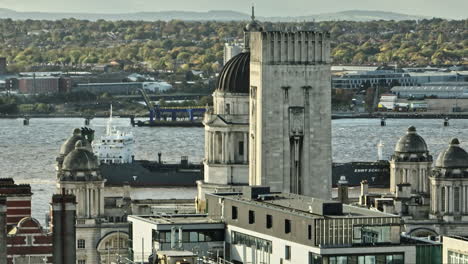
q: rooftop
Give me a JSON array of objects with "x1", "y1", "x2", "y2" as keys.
[
  {"x1": 128, "y1": 214, "x2": 223, "y2": 225},
  {"x1": 210, "y1": 187, "x2": 396, "y2": 219}
]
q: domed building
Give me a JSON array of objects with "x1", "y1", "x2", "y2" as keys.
[
  {"x1": 390, "y1": 126, "x2": 433, "y2": 195},
  {"x1": 430, "y1": 138, "x2": 468, "y2": 222},
  {"x1": 56, "y1": 128, "x2": 93, "y2": 170},
  {"x1": 197, "y1": 51, "x2": 251, "y2": 211},
  {"x1": 56, "y1": 133, "x2": 130, "y2": 264}
]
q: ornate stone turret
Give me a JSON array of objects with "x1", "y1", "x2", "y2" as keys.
[
  {"x1": 390, "y1": 126, "x2": 433, "y2": 195},
  {"x1": 430, "y1": 138, "x2": 468, "y2": 221},
  {"x1": 57, "y1": 139, "x2": 104, "y2": 219}
]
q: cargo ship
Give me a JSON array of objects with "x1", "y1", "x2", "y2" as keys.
[
  {"x1": 93, "y1": 106, "x2": 202, "y2": 187},
  {"x1": 332, "y1": 161, "x2": 390, "y2": 188}
]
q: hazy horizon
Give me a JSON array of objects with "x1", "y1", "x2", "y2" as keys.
[{"x1": 0, "y1": 0, "x2": 466, "y2": 19}]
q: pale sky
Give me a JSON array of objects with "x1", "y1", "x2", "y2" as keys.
[{"x1": 0, "y1": 0, "x2": 466, "y2": 19}]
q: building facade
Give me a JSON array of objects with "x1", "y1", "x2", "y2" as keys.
[
  {"x1": 197, "y1": 51, "x2": 250, "y2": 210},
  {"x1": 56, "y1": 130, "x2": 129, "y2": 264},
  {"x1": 205, "y1": 186, "x2": 441, "y2": 264},
  {"x1": 359, "y1": 127, "x2": 468, "y2": 237},
  {"x1": 443, "y1": 236, "x2": 468, "y2": 264},
  {"x1": 128, "y1": 214, "x2": 225, "y2": 263},
  {"x1": 0, "y1": 179, "x2": 53, "y2": 264}
]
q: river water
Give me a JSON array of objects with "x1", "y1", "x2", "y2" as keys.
[{"x1": 1, "y1": 117, "x2": 468, "y2": 220}]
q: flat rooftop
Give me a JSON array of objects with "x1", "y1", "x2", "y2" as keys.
[
  {"x1": 210, "y1": 191, "x2": 396, "y2": 219},
  {"x1": 128, "y1": 214, "x2": 223, "y2": 225}
]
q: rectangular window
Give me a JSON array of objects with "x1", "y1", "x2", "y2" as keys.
[
  {"x1": 78, "y1": 260, "x2": 86, "y2": 264},
  {"x1": 190, "y1": 232, "x2": 198, "y2": 242},
  {"x1": 182, "y1": 231, "x2": 190, "y2": 242},
  {"x1": 198, "y1": 232, "x2": 206, "y2": 242},
  {"x1": 26, "y1": 235, "x2": 33, "y2": 246},
  {"x1": 248, "y1": 210, "x2": 255, "y2": 224},
  {"x1": 441, "y1": 187, "x2": 446, "y2": 212},
  {"x1": 285, "y1": 245, "x2": 291, "y2": 260},
  {"x1": 266, "y1": 214, "x2": 273, "y2": 229},
  {"x1": 285, "y1": 219, "x2": 291, "y2": 234},
  {"x1": 455, "y1": 187, "x2": 460, "y2": 212},
  {"x1": 77, "y1": 239, "x2": 86, "y2": 249},
  {"x1": 232, "y1": 206, "x2": 238, "y2": 220},
  {"x1": 308, "y1": 225, "x2": 312, "y2": 240},
  {"x1": 308, "y1": 252, "x2": 322, "y2": 264},
  {"x1": 239, "y1": 141, "x2": 244, "y2": 156}
]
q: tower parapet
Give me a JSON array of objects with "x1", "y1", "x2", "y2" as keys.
[{"x1": 250, "y1": 31, "x2": 331, "y2": 64}]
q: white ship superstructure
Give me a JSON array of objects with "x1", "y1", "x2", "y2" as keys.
[{"x1": 93, "y1": 106, "x2": 135, "y2": 164}]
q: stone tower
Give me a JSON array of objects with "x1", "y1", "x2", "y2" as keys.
[{"x1": 249, "y1": 30, "x2": 332, "y2": 199}]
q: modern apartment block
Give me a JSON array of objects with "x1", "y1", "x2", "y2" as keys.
[
  {"x1": 443, "y1": 236, "x2": 468, "y2": 263},
  {"x1": 128, "y1": 214, "x2": 225, "y2": 263},
  {"x1": 205, "y1": 186, "x2": 441, "y2": 264}
]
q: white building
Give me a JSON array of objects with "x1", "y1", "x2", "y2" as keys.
[
  {"x1": 224, "y1": 43, "x2": 243, "y2": 65},
  {"x1": 205, "y1": 186, "x2": 441, "y2": 264},
  {"x1": 128, "y1": 214, "x2": 225, "y2": 263}
]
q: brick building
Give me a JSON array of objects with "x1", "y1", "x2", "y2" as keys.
[
  {"x1": 0, "y1": 179, "x2": 53, "y2": 263},
  {"x1": 17, "y1": 76, "x2": 72, "y2": 94}
]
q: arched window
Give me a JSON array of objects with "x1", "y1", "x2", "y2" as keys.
[{"x1": 441, "y1": 187, "x2": 446, "y2": 212}]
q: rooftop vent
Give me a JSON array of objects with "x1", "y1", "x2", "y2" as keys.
[{"x1": 243, "y1": 186, "x2": 271, "y2": 200}]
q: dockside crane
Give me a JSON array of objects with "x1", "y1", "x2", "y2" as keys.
[{"x1": 139, "y1": 88, "x2": 156, "y2": 123}]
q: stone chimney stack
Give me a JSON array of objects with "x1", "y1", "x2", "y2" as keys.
[
  {"x1": 51, "y1": 194, "x2": 76, "y2": 264},
  {"x1": 337, "y1": 176, "x2": 349, "y2": 204},
  {"x1": 0, "y1": 196, "x2": 7, "y2": 264}
]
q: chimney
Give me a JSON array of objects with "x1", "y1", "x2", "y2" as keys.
[
  {"x1": 0, "y1": 196, "x2": 7, "y2": 264},
  {"x1": 51, "y1": 194, "x2": 76, "y2": 264},
  {"x1": 359, "y1": 180, "x2": 369, "y2": 206},
  {"x1": 337, "y1": 176, "x2": 349, "y2": 204}
]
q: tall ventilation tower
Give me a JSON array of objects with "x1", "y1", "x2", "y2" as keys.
[{"x1": 249, "y1": 30, "x2": 332, "y2": 199}]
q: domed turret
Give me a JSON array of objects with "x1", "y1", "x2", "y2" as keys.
[
  {"x1": 392, "y1": 126, "x2": 431, "y2": 163},
  {"x1": 59, "y1": 128, "x2": 85, "y2": 157},
  {"x1": 216, "y1": 52, "x2": 250, "y2": 94},
  {"x1": 435, "y1": 138, "x2": 468, "y2": 169},
  {"x1": 62, "y1": 140, "x2": 99, "y2": 172},
  {"x1": 395, "y1": 126, "x2": 428, "y2": 153}
]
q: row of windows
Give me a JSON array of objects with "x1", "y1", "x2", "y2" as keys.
[
  {"x1": 232, "y1": 206, "x2": 312, "y2": 238},
  {"x1": 231, "y1": 231, "x2": 272, "y2": 254},
  {"x1": 152, "y1": 230, "x2": 224, "y2": 243},
  {"x1": 311, "y1": 254, "x2": 404, "y2": 264},
  {"x1": 448, "y1": 250, "x2": 468, "y2": 264}
]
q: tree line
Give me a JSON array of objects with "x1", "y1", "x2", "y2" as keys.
[{"x1": 0, "y1": 18, "x2": 465, "y2": 73}]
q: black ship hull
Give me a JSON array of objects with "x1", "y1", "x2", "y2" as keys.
[{"x1": 332, "y1": 161, "x2": 390, "y2": 188}]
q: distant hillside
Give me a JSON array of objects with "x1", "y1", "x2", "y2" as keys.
[{"x1": 0, "y1": 8, "x2": 432, "y2": 22}]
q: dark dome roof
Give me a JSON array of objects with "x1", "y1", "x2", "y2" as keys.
[
  {"x1": 395, "y1": 126, "x2": 428, "y2": 153},
  {"x1": 62, "y1": 141, "x2": 99, "y2": 171},
  {"x1": 60, "y1": 128, "x2": 85, "y2": 156},
  {"x1": 435, "y1": 138, "x2": 468, "y2": 168},
  {"x1": 216, "y1": 52, "x2": 250, "y2": 93}
]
